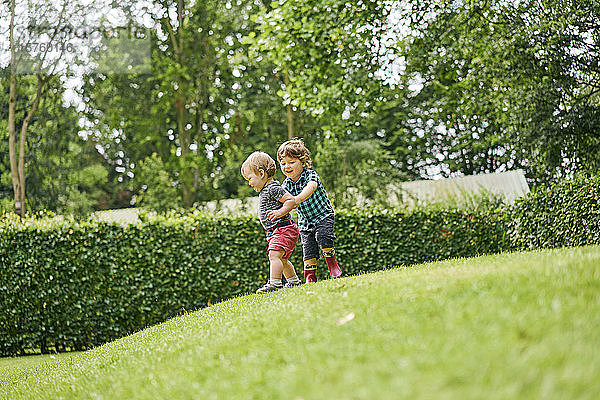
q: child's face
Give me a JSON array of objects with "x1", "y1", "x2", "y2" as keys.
[
  {"x1": 279, "y1": 155, "x2": 304, "y2": 181},
  {"x1": 243, "y1": 167, "x2": 268, "y2": 192}
]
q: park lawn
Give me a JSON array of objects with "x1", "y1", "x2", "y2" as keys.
[
  {"x1": 1, "y1": 246, "x2": 599, "y2": 400},
  {"x1": 0, "y1": 352, "x2": 80, "y2": 392}
]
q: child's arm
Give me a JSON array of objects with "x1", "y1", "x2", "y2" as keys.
[
  {"x1": 293, "y1": 181, "x2": 318, "y2": 206},
  {"x1": 266, "y1": 192, "x2": 296, "y2": 221}
]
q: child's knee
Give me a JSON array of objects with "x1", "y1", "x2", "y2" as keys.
[
  {"x1": 315, "y1": 230, "x2": 335, "y2": 250},
  {"x1": 269, "y1": 250, "x2": 285, "y2": 261}
]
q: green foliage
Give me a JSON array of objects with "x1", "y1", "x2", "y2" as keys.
[
  {"x1": 134, "y1": 153, "x2": 182, "y2": 212},
  {"x1": 314, "y1": 138, "x2": 406, "y2": 208},
  {"x1": 4, "y1": 0, "x2": 600, "y2": 216},
  {"x1": 0, "y1": 71, "x2": 111, "y2": 216},
  {"x1": 509, "y1": 173, "x2": 600, "y2": 250},
  {"x1": 0, "y1": 211, "x2": 267, "y2": 356},
  {"x1": 81, "y1": 0, "x2": 318, "y2": 207},
  {"x1": 394, "y1": 0, "x2": 600, "y2": 182},
  {"x1": 245, "y1": 0, "x2": 393, "y2": 140},
  {"x1": 336, "y1": 206, "x2": 508, "y2": 272}
]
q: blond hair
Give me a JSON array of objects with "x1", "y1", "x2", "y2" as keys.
[
  {"x1": 241, "y1": 151, "x2": 277, "y2": 179},
  {"x1": 277, "y1": 138, "x2": 312, "y2": 168}
]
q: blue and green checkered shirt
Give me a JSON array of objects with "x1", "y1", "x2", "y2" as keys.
[{"x1": 283, "y1": 169, "x2": 334, "y2": 230}]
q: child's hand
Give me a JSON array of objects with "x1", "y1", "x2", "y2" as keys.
[{"x1": 266, "y1": 209, "x2": 282, "y2": 221}]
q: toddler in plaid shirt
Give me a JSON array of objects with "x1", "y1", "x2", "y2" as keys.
[{"x1": 277, "y1": 139, "x2": 342, "y2": 283}]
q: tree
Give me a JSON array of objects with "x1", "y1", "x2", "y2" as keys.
[
  {"x1": 80, "y1": 0, "x2": 325, "y2": 208},
  {"x1": 3, "y1": 0, "x2": 98, "y2": 216},
  {"x1": 0, "y1": 67, "x2": 111, "y2": 216},
  {"x1": 81, "y1": 0, "x2": 247, "y2": 208},
  {"x1": 246, "y1": 0, "x2": 393, "y2": 129},
  {"x1": 244, "y1": 0, "x2": 410, "y2": 205},
  {"x1": 392, "y1": 0, "x2": 600, "y2": 182},
  {"x1": 28, "y1": 80, "x2": 110, "y2": 216},
  {"x1": 313, "y1": 137, "x2": 405, "y2": 208}
]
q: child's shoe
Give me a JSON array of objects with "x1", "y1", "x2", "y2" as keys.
[
  {"x1": 256, "y1": 283, "x2": 281, "y2": 293},
  {"x1": 284, "y1": 281, "x2": 303, "y2": 288}
]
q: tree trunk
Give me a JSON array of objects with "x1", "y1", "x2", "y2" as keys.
[
  {"x1": 8, "y1": 0, "x2": 22, "y2": 217},
  {"x1": 176, "y1": 0, "x2": 194, "y2": 207},
  {"x1": 164, "y1": 0, "x2": 194, "y2": 207},
  {"x1": 177, "y1": 97, "x2": 193, "y2": 206},
  {"x1": 7, "y1": 0, "x2": 83, "y2": 217},
  {"x1": 8, "y1": 72, "x2": 20, "y2": 216},
  {"x1": 17, "y1": 75, "x2": 45, "y2": 216}
]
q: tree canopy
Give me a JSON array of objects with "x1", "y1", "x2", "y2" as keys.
[
  {"x1": 1, "y1": 0, "x2": 598, "y2": 215},
  {"x1": 390, "y1": 0, "x2": 600, "y2": 181}
]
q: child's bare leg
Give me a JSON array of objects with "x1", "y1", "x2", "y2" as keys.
[
  {"x1": 268, "y1": 250, "x2": 285, "y2": 282},
  {"x1": 282, "y1": 259, "x2": 295, "y2": 279},
  {"x1": 283, "y1": 259, "x2": 302, "y2": 286},
  {"x1": 257, "y1": 250, "x2": 286, "y2": 293}
]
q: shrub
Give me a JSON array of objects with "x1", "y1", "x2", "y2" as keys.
[
  {"x1": 508, "y1": 173, "x2": 600, "y2": 249},
  {"x1": 0, "y1": 212, "x2": 268, "y2": 355},
  {"x1": 335, "y1": 207, "x2": 508, "y2": 274}
]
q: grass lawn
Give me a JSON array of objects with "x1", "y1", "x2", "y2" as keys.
[
  {"x1": 0, "y1": 352, "x2": 80, "y2": 392},
  {"x1": 1, "y1": 246, "x2": 599, "y2": 400}
]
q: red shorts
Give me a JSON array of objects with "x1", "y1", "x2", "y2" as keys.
[{"x1": 267, "y1": 222, "x2": 299, "y2": 260}]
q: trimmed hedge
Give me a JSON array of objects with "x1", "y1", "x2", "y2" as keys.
[
  {"x1": 335, "y1": 207, "x2": 508, "y2": 273},
  {"x1": 0, "y1": 213, "x2": 269, "y2": 355},
  {"x1": 509, "y1": 173, "x2": 600, "y2": 249},
  {"x1": 1, "y1": 173, "x2": 598, "y2": 356},
  {"x1": 0, "y1": 207, "x2": 507, "y2": 356}
]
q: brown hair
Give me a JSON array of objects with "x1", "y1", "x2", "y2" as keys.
[
  {"x1": 241, "y1": 151, "x2": 277, "y2": 179},
  {"x1": 277, "y1": 138, "x2": 312, "y2": 168}
]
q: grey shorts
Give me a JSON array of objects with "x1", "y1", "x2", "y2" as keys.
[{"x1": 299, "y1": 213, "x2": 336, "y2": 261}]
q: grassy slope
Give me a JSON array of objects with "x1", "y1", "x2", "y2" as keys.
[{"x1": 1, "y1": 246, "x2": 599, "y2": 400}]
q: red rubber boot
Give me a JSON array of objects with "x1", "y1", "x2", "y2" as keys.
[
  {"x1": 325, "y1": 256, "x2": 342, "y2": 278},
  {"x1": 304, "y1": 269, "x2": 317, "y2": 283},
  {"x1": 323, "y1": 248, "x2": 342, "y2": 278}
]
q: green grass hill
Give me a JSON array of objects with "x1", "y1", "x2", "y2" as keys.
[{"x1": 2, "y1": 246, "x2": 599, "y2": 399}]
